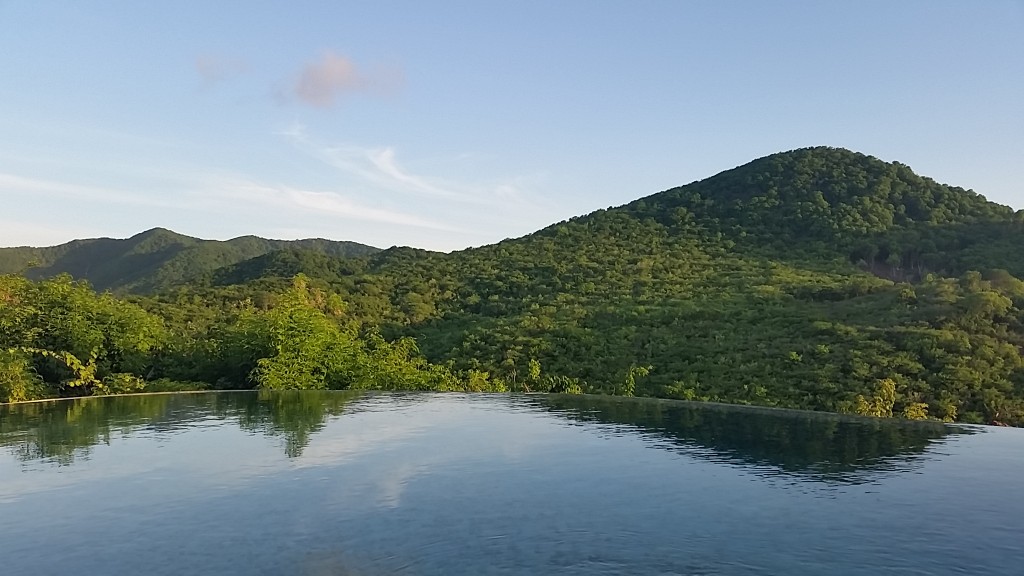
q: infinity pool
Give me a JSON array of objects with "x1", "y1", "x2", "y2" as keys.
[{"x1": 1, "y1": 392, "x2": 1021, "y2": 575}]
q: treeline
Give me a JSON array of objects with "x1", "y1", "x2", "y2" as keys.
[
  {"x1": 129, "y1": 229, "x2": 1024, "y2": 426},
  {"x1": 0, "y1": 273, "x2": 519, "y2": 403}
]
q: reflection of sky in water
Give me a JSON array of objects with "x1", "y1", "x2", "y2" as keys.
[{"x1": 0, "y1": 393, "x2": 1022, "y2": 576}]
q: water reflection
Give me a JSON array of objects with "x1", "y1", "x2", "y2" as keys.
[
  {"x1": 0, "y1": 391, "x2": 376, "y2": 464},
  {"x1": 0, "y1": 392, "x2": 1018, "y2": 576},
  {"x1": 535, "y1": 394, "x2": 970, "y2": 483},
  {"x1": 1, "y1": 392, "x2": 969, "y2": 481},
  {"x1": 0, "y1": 393, "x2": 180, "y2": 465},
  {"x1": 229, "y1": 390, "x2": 367, "y2": 457}
]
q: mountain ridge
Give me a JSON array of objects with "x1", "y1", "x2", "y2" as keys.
[
  {"x1": 5, "y1": 147, "x2": 1019, "y2": 288},
  {"x1": 0, "y1": 228, "x2": 381, "y2": 293}
]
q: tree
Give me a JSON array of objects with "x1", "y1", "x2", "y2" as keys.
[
  {"x1": 855, "y1": 379, "x2": 896, "y2": 418},
  {"x1": 621, "y1": 365, "x2": 652, "y2": 397}
]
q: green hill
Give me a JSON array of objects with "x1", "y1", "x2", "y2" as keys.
[
  {"x1": 166, "y1": 147, "x2": 1024, "y2": 424},
  {"x1": 6, "y1": 147, "x2": 1024, "y2": 425},
  {"x1": 0, "y1": 228, "x2": 380, "y2": 293}
]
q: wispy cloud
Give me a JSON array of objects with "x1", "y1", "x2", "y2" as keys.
[
  {"x1": 195, "y1": 55, "x2": 247, "y2": 88},
  {"x1": 205, "y1": 176, "x2": 459, "y2": 232},
  {"x1": 291, "y1": 51, "x2": 402, "y2": 108},
  {"x1": 280, "y1": 124, "x2": 537, "y2": 206},
  {"x1": 0, "y1": 120, "x2": 558, "y2": 251},
  {"x1": 270, "y1": 124, "x2": 567, "y2": 249},
  {"x1": 323, "y1": 144, "x2": 466, "y2": 200},
  {"x1": 0, "y1": 169, "x2": 457, "y2": 243},
  {"x1": 0, "y1": 172, "x2": 172, "y2": 207}
]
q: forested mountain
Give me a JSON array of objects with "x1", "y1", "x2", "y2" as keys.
[
  {"x1": 0, "y1": 228, "x2": 380, "y2": 293},
  {"x1": 5, "y1": 147, "x2": 1024, "y2": 425}
]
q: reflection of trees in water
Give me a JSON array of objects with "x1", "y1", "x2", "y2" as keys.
[
  {"x1": 2, "y1": 392, "x2": 973, "y2": 479},
  {"x1": 535, "y1": 395, "x2": 972, "y2": 483},
  {"x1": 0, "y1": 391, "x2": 381, "y2": 464},
  {"x1": 232, "y1": 390, "x2": 365, "y2": 458},
  {"x1": 0, "y1": 394, "x2": 178, "y2": 465}
]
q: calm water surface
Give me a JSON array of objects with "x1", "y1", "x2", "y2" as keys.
[{"x1": 1, "y1": 391, "x2": 1021, "y2": 575}]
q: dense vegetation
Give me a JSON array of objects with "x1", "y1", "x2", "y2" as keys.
[
  {"x1": 0, "y1": 227, "x2": 379, "y2": 293},
  {"x1": 0, "y1": 273, "x2": 506, "y2": 404},
  {"x1": 4, "y1": 147, "x2": 1024, "y2": 425}
]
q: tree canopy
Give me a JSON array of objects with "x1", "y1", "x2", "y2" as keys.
[{"x1": 4, "y1": 147, "x2": 1024, "y2": 425}]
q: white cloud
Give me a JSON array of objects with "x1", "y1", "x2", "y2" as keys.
[
  {"x1": 269, "y1": 126, "x2": 572, "y2": 249},
  {"x1": 367, "y1": 147, "x2": 464, "y2": 200},
  {"x1": 0, "y1": 119, "x2": 563, "y2": 252},
  {"x1": 211, "y1": 177, "x2": 460, "y2": 231},
  {"x1": 281, "y1": 125, "x2": 542, "y2": 207},
  {"x1": 0, "y1": 168, "x2": 460, "y2": 249}
]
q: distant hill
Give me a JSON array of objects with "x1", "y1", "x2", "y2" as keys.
[{"x1": 0, "y1": 228, "x2": 380, "y2": 293}]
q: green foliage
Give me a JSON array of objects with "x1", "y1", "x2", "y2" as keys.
[
  {"x1": 902, "y1": 402, "x2": 930, "y2": 420},
  {"x1": 621, "y1": 365, "x2": 652, "y2": 397},
  {"x1": 0, "y1": 350, "x2": 44, "y2": 403},
  {"x1": 206, "y1": 275, "x2": 494, "y2": 393},
  {"x1": 6, "y1": 148, "x2": 1024, "y2": 426},
  {"x1": 855, "y1": 379, "x2": 896, "y2": 418},
  {"x1": 0, "y1": 272, "x2": 502, "y2": 400},
  {"x1": 236, "y1": 275, "x2": 357, "y2": 390},
  {"x1": 1, "y1": 273, "x2": 170, "y2": 398},
  {"x1": 546, "y1": 375, "x2": 584, "y2": 395},
  {"x1": 94, "y1": 373, "x2": 147, "y2": 395},
  {"x1": 143, "y1": 378, "x2": 210, "y2": 392}
]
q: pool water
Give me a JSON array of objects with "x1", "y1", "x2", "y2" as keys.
[{"x1": 1, "y1": 391, "x2": 1021, "y2": 575}]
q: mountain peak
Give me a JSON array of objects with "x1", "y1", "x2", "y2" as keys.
[
  {"x1": 131, "y1": 227, "x2": 184, "y2": 240},
  {"x1": 624, "y1": 146, "x2": 1011, "y2": 241}
]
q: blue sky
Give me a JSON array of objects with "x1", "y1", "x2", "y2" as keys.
[{"x1": 1, "y1": 1, "x2": 1021, "y2": 251}]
